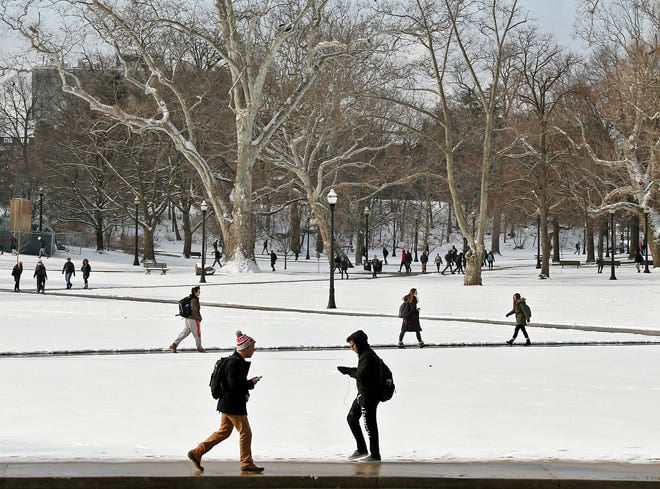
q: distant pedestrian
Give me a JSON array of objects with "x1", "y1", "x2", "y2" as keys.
[
  {"x1": 337, "y1": 330, "x2": 383, "y2": 462},
  {"x1": 12, "y1": 261, "x2": 23, "y2": 291},
  {"x1": 398, "y1": 288, "x2": 425, "y2": 348},
  {"x1": 62, "y1": 257, "x2": 75, "y2": 289},
  {"x1": 635, "y1": 250, "x2": 644, "y2": 272},
  {"x1": 212, "y1": 248, "x2": 223, "y2": 268},
  {"x1": 38, "y1": 237, "x2": 49, "y2": 258},
  {"x1": 434, "y1": 253, "x2": 443, "y2": 273},
  {"x1": 382, "y1": 247, "x2": 389, "y2": 265},
  {"x1": 574, "y1": 242, "x2": 580, "y2": 254},
  {"x1": 81, "y1": 258, "x2": 91, "y2": 289},
  {"x1": 170, "y1": 286, "x2": 205, "y2": 353},
  {"x1": 187, "y1": 330, "x2": 264, "y2": 473},
  {"x1": 340, "y1": 255, "x2": 350, "y2": 279},
  {"x1": 596, "y1": 255, "x2": 604, "y2": 273},
  {"x1": 420, "y1": 251, "x2": 428, "y2": 273},
  {"x1": 441, "y1": 247, "x2": 455, "y2": 275},
  {"x1": 371, "y1": 255, "x2": 381, "y2": 278},
  {"x1": 405, "y1": 250, "x2": 413, "y2": 273},
  {"x1": 486, "y1": 251, "x2": 495, "y2": 270},
  {"x1": 269, "y1": 249, "x2": 277, "y2": 271},
  {"x1": 505, "y1": 293, "x2": 531, "y2": 346},
  {"x1": 34, "y1": 260, "x2": 47, "y2": 293},
  {"x1": 399, "y1": 248, "x2": 407, "y2": 272},
  {"x1": 262, "y1": 240, "x2": 268, "y2": 254},
  {"x1": 454, "y1": 252, "x2": 464, "y2": 274}
]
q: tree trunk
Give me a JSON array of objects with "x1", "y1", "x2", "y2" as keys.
[
  {"x1": 552, "y1": 218, "x2": 560, "y2": 263},
  {"x1": 491, "y1": 210, "x2": 501, "y2": 254},
  {"x1": 182, "y1": 210, "x2": 192, "y2": 258},
  {"x1": 464, "y1": 248, "x2": 482, "y2": 285},
  {"x1": 586, "y1": 218, "x2": 595, "y2": 263}
]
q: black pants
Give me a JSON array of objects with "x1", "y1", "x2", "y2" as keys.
[
  {"x1": 347, "y1": 397, "x2": 380, "y2": 458},
  {"x1": 512, "y1": 324, "x2": 529, "y2": 339},
  {"x1": 399, "y1": 330, "x2": 422, "y2": 343}
]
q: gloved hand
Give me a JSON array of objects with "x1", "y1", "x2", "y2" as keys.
[{"x1": 337, "y1": 366, "x2": 351, "y2": 375}]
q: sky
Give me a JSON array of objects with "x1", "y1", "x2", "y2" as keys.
[{"x1": 1, "y1": 235, "x2": 658, "y2": 464}]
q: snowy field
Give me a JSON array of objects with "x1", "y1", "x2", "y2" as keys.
[{"x1": 1, "y1": 243, "x2": 659, "y2": 464}]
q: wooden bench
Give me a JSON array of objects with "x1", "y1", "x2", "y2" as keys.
[
  {"x1": 190, "y1": 251, "x2": 201, "y2": 258},
  {"x1": 559, "y1": 260, "x2": 580, "y2": 268},
  {"x1": 600, "y1": 260, "x2": 621, "y2": 268},
  {"x1": 144, "y1": 261, "x2": 168, "y2": 275}
]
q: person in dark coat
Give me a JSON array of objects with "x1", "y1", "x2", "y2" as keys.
[
  {"x1": 62, "y1": 257, "x2": 75, "y2": 289},
  {"x1": 404, "y1": 250, "x2": 413, "y2": 273},
  {"x1": 337, "y1": 330, "x2": 382, "y2": 462},
  {"x1": 34, "y1": 260, "x2": 47, "y2": 293},
  {"x1": 382, "y1": 247, "x2": 389, "y2": 265},
  {"x1": 81, "y1": 258, "x2": 91, "y2": 289},
  {"x1": 188, "y1": 331, "x2": 264, "y2": 473},
  {"x1": 12, "y1": 261, "x2": 23, "y2": 292},
  {"x1": 398, "y1": 288, "x2": 425, "y2": 348},
  {"x1": 371, "y1": 255, "x2": 380, "y2": 278},
  {"x1": 505, "y1": 293, "x2": 531, "y2": 345},
  {"x1": 269, "y1": 249, "x2": 277, "y2": 271},
  {"x1": 420, "y1": 251, "x2": 429, "y2": 273},
  {"x1": 339, "y1": 255, "x2": 349, "y2": 279}
]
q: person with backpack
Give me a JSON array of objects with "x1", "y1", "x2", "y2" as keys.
[
  {"x1": 187, "y1": 330, "x2": 264, "y2": 473},
  {"x1": 339, "y1": 255, "x2": 350, "y2": 279},
  {"x1": 12, "y1": 260, "x2": 23, "y2": 292},
  {"x1": 398, "y1": 288, "x2": 425, "y2": 348},
  {"x1": 337, "y1": 330, "x2": 383, "y2": 462},
  {"x1": 505, "y1": 292, "x2": 532, "y2": 346},
  {"x1": 170, "y1": 286, "x2": 205, "y2": 353},
  {"x1": 486, "y1": 251, "x2": 495, "y2": 270},
  {"x1": 441, "y1": 247, "x2": 455, "y2": 274}
]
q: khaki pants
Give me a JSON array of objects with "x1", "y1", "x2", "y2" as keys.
[{"x1": 196, "y1": 413, "x2": 254, "y2": 467}]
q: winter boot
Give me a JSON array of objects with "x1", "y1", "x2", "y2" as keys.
[
  {"x1": 525, "y1": 339, "x2": 532, "y2": 346},
  {"x1": 187, "y1": 448, "x2": 204, "y2": 472},
  {"x1": 419, "y1": 342, "x2": 426, "y2": 348},
  {"x1": 170, "y1": 343, "x2": 177, "y2": 353},
  {"x1": 398, "y1": 342, "x2": 405, "y2": 349},
  {"x1": 506, "y1": 339, "x2": 514, "y2": 345}
]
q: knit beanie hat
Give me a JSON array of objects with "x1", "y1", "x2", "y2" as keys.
[{"x1": 236, "y1": 330, "x2": 255, "y2": 351}]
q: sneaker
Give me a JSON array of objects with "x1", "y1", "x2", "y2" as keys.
[
  {"x1": 170, "y1": 343, "x2": 177, "y2": 353},
  {"x1": 241, "y1": 465, "x2": 265, "y2": 473},
  {"x1": 398, "y1": 342, "x2": 405, "y2": 349},
  {"x1": 197, "y1": 347, "x2": 206, "y2": 353},
  {"x1": 187, "y1": 449, "x2": 204, "y2": 472},
  {"x1": 359, "y1": 455, "x2": 381, "y2": 463},
  {"x1": 348, "y1": 450, "x2": 368, "y2": 460},
  {"x1": 505, "y1": 339, "x2": 514, "y2": 345}
]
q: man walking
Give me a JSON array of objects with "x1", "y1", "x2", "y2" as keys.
[
  {"x1": 170, "y1": 286, "x2": 205, "y2": 353},
  {"x1": 337, "y1": 330, "x2": 382, "y2": 462},
  {"x1": 188, "y1": 331, "x2": 264, "y2": 473},
  {"x1": 269, "y1": 249, "x2": 277, "y2": 271},
  {"x1": 62, "y1": 257, "x2": 75, "y2": 289}
]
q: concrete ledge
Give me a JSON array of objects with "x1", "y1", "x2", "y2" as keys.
[{"x1": 2, "y1": 461, "x2": 660, "y2": 488}]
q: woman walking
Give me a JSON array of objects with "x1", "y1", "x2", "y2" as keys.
[
  {"x1": 12, "y1": 261, "x2": 23, "y2": 292},
  {"x1": 505, "y1": 293, "x2": 531, "y2": 345},
  {"x1": 398, "y1": 288, "x2": 425, "y2": 348},
  {"x1": 81, "y1": 258, "x2": 91, "y2": 289}
]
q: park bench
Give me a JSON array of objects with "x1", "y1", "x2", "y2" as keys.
[
  {"x1": 559, "y1": 260, "x2": 580, "y2": 268},
  {"x1": 190, "y1": 251, "x2": 201, "y2": 258},
  {"x1": 144, "y1": 260, "x2": 168, "y2": 275},
  {"x1": 600, "y1": 260, "x2": 621, "y2": 268}
]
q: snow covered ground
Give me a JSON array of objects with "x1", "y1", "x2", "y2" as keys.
[{"x1": 1, "y1": 243, "x2": 658, "y2": 464}]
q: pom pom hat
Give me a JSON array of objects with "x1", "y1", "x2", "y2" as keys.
[{"x1": 236, "y1": 330, "x2": 255, "y2": 351}]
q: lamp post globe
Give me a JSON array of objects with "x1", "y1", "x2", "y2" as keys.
[
  {"x1": 200, "y1": 200, "x2": 208, "y2": 283},
  {"x1": 644, "y1": 208, "x2": 651, "y2": 273},
  {"x1": 327, "y1": 189, "x2": 337, "y2": 309},
  {"x1": 609, "y1": 209, "x2": 616, "y2": 280},
  {"x1": 133, "y1": 197, "x2": 141, "y2": 266}
]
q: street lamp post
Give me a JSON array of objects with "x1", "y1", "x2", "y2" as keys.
[
  {"x1": 305, "y1": 215, "x2": 311, "y2": 260},
  {"x1": 133, "y1": 197, "x2": 141, "y2": 266},
  {"x1": 609, "y1": 209, "x2": 616, "y2": 280},
  {"x1": 644, "y1": 208, "x2": 651, "y2": 273},
  {"x1": 327, "y1": 189, "x2": 337, "y2": 309},
  {"x1": 39, "y1": 187, "x2": 43, "y2": 232},
  {"x1": 200, "y1": 200, "x2": 208, "y2": 283},
  {"x1": 536, "y1": 214, "x2": 541, "y2": 269},
  {"x1": 414, "y1": 217, "x2": 419, "y2": 262},
  {"x1": 363, "y1": 207, "x2": 370, "y2": 263}
]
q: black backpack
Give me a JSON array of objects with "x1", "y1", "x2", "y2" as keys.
[
  {"x1": 177, "y1": 295, "x2": 193, "y2": 317},
  {"x1": 210, "y1": 356, "x2": 230, "y2": 400},
  {"x1": 378, "y1": 358, "x2": 395, "y2": 402},
  {"x1": 521, "y1": 302, "x2": 532, "y2": 320},
  {"x1": 398, "y1": 302, "x2": 410, "y2": 318}
]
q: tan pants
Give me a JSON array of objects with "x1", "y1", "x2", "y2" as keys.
[{"x1": 196, "y1": 413, "x2": 254, "y2": 467}]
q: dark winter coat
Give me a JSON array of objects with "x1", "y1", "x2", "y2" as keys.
[
  {"x1": 62, "y1": 261, "x2": 75, "y2": 275},
  {"x1": 420, "y1": 252, "x2": 428, "y2": 264},
  {"x1": 12, "y1": 264, "x2": 23, "y2": 279},
  {"x1": 506, "y1": 298, "x2": 530, "y2": 326},
  {"x1": 217, "y1": 351, "x2": 254, "y2": 415},
  {"x1": 344, "y1": 346, "x2": 381, "y2": 407},
  {"x1": 34, "y1": 264, "x2": 47, "y2": 280},
  {"x1": 81, "y1": 263, "x2": 91, "y2": 280},
  {"x1": 400, "y1": 296, "x2": 422, "y2": 332}
]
